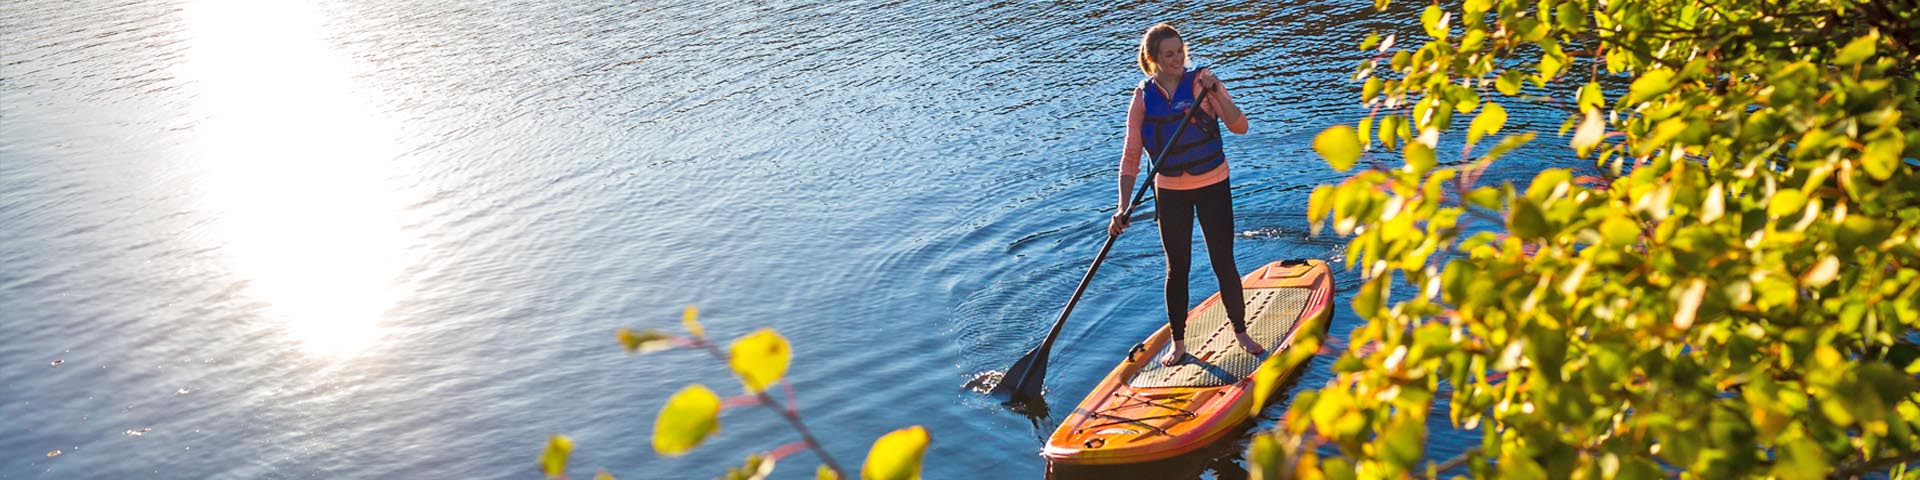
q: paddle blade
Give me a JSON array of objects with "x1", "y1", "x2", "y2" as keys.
[{"x1": 989, "y1": 343, "x2": 1050, "y2": 403}]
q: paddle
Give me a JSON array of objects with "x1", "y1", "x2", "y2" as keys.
[{"x1": 992, "y1": 76, "x2": 1218, "y2": 406}]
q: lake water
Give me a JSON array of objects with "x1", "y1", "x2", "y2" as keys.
[{"x1": 1, "y1": 0, "x2": 1574, "y2": 478}]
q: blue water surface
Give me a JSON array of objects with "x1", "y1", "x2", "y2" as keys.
[{"x1": 1, "y1": 1, "x2": 1578, "y2": 478}]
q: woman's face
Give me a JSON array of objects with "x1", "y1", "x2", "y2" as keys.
[{"x1": 1153, "y1": 37, "x2": 1186, "y2": 76}]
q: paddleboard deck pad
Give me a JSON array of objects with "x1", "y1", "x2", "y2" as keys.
[{"x1": 1041, "y1": 258, "x2": 1333, "y2": 465}]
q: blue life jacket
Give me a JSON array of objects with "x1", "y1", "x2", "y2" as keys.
[{"x1": 1140, "y1": 67, "x2": 1225, "y2": 177}]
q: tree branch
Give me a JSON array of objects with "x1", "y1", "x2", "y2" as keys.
[
  {"x1": 694, "y1": 341, "x2": 848, "y2": 476},
  {"x1": 1831, "y1": 448, "x2": 1920, "y2": 478}
]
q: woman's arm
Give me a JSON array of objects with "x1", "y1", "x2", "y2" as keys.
[
  {"x1": 1112, "y1": 88, "x2": 1146, "y2": 236},
  {"x1": 1196, "y1": 69, "x2": 1248, "y2": 134}
]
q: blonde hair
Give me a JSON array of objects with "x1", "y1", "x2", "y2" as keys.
[{"x1": 1137, "y1": 23, "x2": 1186, "y2": 76}]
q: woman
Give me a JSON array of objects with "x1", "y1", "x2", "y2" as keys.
[{"x1": 1108, "y1": 23, "x2": 1257, "y2": 365}]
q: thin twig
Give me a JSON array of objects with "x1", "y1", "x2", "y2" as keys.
[
  {"x1": 693, "y1": 341, "x2": 848, "y2": 476},
  {"x1": 1419, "y1": 447, "x2": 1481, "y2": 479},
  {"x1": 1831, "y1": 448, "x2": 1920, "y2": 478}
]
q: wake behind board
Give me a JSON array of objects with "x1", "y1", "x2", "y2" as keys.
[{"x1": 1041, "y1": 258, "x2": 1333, "y2": 465}]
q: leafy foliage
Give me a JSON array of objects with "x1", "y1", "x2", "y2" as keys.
[
  {"x1": 545, "y1": 306, "x2": 928, "y2": 479},
  {"x1": 1260, "y1": 0, "x2": 1920, "y2": 477}
]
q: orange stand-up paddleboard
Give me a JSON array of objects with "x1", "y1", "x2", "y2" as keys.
[{"x1": 1042, "y1": 258, "x2": 1333, "y2": 465}]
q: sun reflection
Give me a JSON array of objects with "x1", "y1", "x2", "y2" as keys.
[{"x1": 182, "y1": 0, "x2": 409, "y2": 357}]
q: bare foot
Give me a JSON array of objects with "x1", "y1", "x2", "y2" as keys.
[
  {"x1": 1235, "y1": 331, "x2": 1266, "y2": 355},
  {"x1": 1160, "y1": 341, "x2": 1187, "y2": 365}
]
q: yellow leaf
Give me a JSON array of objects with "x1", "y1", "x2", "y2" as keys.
[
  {"x1": 1247, "y1": 433, "x2": 1290, "y2": 480},
  {"x1": 683, "y1": 305, "x2": 704, "y2": 338},
  {"x1": 595, "y1": 470, "x2": 615, "y2": 480},
  {"x1": 653, "y1": 385, "x2": 721, "y2": 456},
  {"x1": 1253, "y1": 336, "x2": 1319, "y2": 414},
  {"x1": 818, "y1": 465, "x2": 842, "y2": 480},
  {"x1": 1626, "y1": 69, "x2": 1675, "y2": 104},
  {"x1": 538, "y1": 434, "x2": 572, "y2": 478},
  {"x1": 1834, "y1": 32, "x2": 1879, "y2": 66},
  {"x1": 1768, "y1": 189, "x2": 1807, "y2": 218},
  {"x1": 1467, "y1": 102, "x2": 1507, "y2": 146},
  {"x1": 1577, "y1": 81, "x2": 1604, "y2": 112},
  {"x1": 1315, "y1": 125, "x2": 1363, "y2": 171},
  {"x1": 1405, "y1": 142, "x2": 1436, "y2": 174},
  {"x1": 1862, "y1": 133, "x2": 1903, "y2": 181},
  {"x1": 729, "y1": 329, "x2": 792, "y2": 393},
  {"x1": 862, "y1": 426, "x2": 930, "y2": 480}
]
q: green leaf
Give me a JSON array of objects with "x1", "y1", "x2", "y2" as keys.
[
  {"x1": 653, "y1": 385, "x2": 721, "y2": 456},
  {"x1": 618, "y1": 328, "x2": 674, "y2": 354},
  {"x1": 1555, "y1": 2, "x2": 1585, "y2": 32},
  {"x1": 862, "y1": 426, "x2": 929, "y2": 480},
  {"x1": 1316, "y1": 125, "x2": 1364, "y2": 172},
  {"x1": 1626, "y1": 69, "x2": 1675, "y2": 104},
  {"x1": 1467, "y1": 102, "x2": 1508, "y2": 145},
  {"x1": 1836, "y1": 216, "x2": 1889, "y2": 252},
  {"x1": 1577, "y1": 82, "x2": 1603, "y2": 112},
  {"x1": 1380, "y1": 115, "x2": 1405, "y2": 151},
  {"x1": 1359, "y1": 32, "x2": 1381, "y2": 51},
  {"x1": 1485, "y1": 132, "x2": 1536, "y2": 163},
  {"x1": 1526, "y1": 169, "x2": 1571, "y2": 202},
  {"x1": 1322, "y1": 457, "x2": 1358, "y2": 480},
  {"x1": 1353, "y1": 280, "x2": 1382, "y2": 316},
  {"x1": 1601, "y1": 215, "x2": 1639, "y2": 247},
  {"x1": 1405, "y1": 142, "x2": 1437, "y2": 174},
  {"x1": 539, "y1": 434, "x2": 572, "y2": 478},
  {"x1": 1835, "y1": 32, "x2": 1879, "y2": 66},
  {"x1": 1510, "y1": 198, "x2": 1548, "y2": 240},
  {"x1": 1357, "y1": 116, "x2": 1375, "y2": 149},
  {"x1": 1767, "y1": 189, "x2": 1806, "y2": 218},
  {"x1": 729, "y1": 329, "x2": 792, "y2": 393},
  {"x1": 1538, "y1": 44, "x2": 1566, "y2": 85},
  {"x1": 1308, "y1": 185, "x2": 1335, "y2": 234},
  {"x1": 1247, "y1": 434, "x2": 1288, "y2": 480},
  {"x1": 1496, "y1": 69, "x2": 1525, "y2": 96},
  {"x1": 1460, "y1": 28, "x2": 1487, "y2": 52},
  {"x1": 1421, "y1": 5, "x2": 1449, "y2": 41},
  {"x1": 1254, "y1": 335, "x2": 1319, "y2": 413},
  {"x1": 1380, "y1": 418, "x2": 1424, "y2": 467},
  {"x1": 683, "y1": 305, "x2": 704, "y2": 338},
  {"x1": 1467, "y1": 188, "x2": 1503, "y2": 210},
  {"x1": 1863, "y1": 133, "x2": 1903, "y2": 181}
]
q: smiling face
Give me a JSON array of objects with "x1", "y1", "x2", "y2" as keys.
[
  {"x1": 1152, "y1": 37, "x2": 1186, "y2": 78},
  {"x1": 1137, "y1": 23, "x2": 1187, "y2": 77}
]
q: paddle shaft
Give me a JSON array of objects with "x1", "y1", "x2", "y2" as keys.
[{"x1": 1003, "y1": 81, "x2": 1217, "y2": 400}]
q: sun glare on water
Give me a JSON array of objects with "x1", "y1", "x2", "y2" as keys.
[{"x1": 182, "y1": 0, "x2": 411, "y2": 358}]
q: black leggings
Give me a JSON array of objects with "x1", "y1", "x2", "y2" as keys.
[{"x1": 1155, "y1": 179, "x2": 1245, "y2": 339}]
